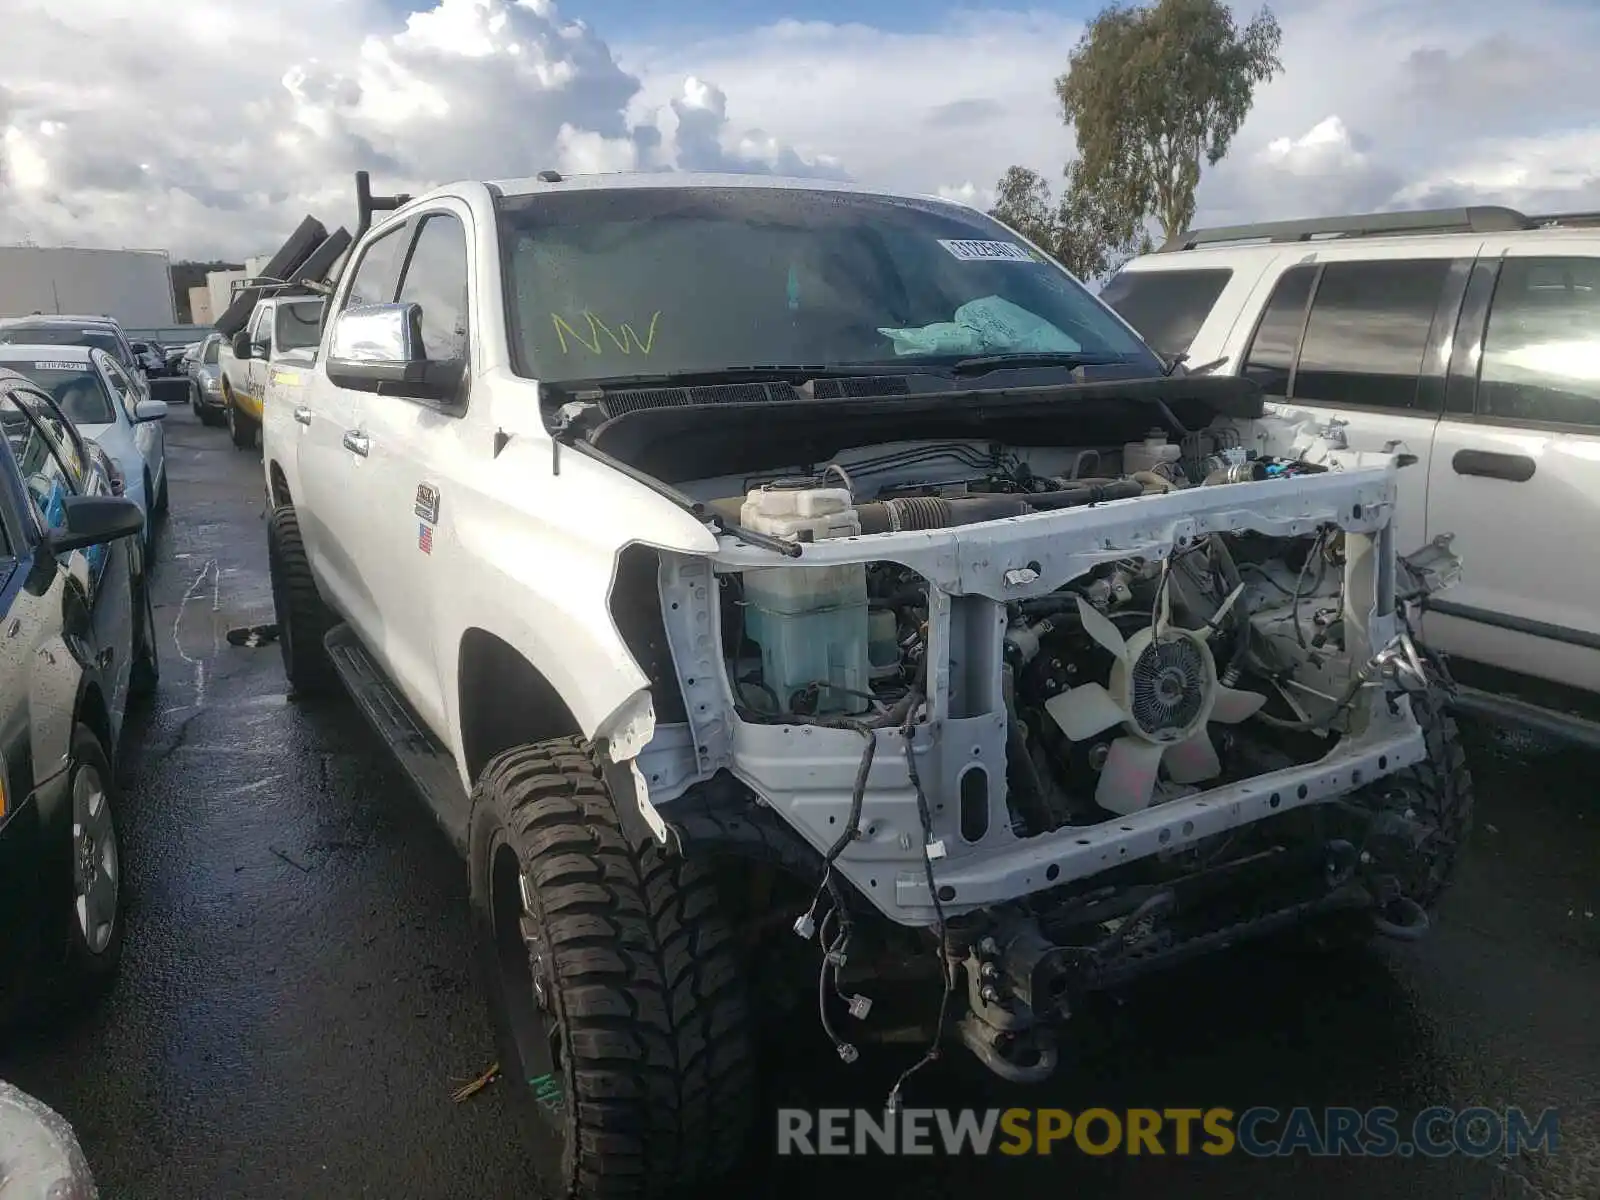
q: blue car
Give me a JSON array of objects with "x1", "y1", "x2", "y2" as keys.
[{"x1": 0, "y1": 370, "x2": 158, "y2": 1020}]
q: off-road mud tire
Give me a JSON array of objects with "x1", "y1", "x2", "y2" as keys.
[
  {"x1": 1293, "y1": 685, "x2": 1474, "y2": 954},
  {"x1": 266, "y1": 505, "x2": 336, "y2": 697},
  {"x1": 1398, "y1": 687, "x2": 1474, "y2": 911},
  {"x1": 468, "y1": 737, "x2": 755, "y2": 1199}
]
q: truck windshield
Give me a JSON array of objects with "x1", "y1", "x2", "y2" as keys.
[
  {"x1": 275, "y1": 302, "x2": 324, "y2": 352},
  {"x1": 0, "y1": 361, "x2": 117, "y2": 425},
  {"x1": 495, "y1": 187, "x2": 1161, "y2": 385},
  {"x1": 0, "y1": 325, "x2": 123, "y2": 359}
]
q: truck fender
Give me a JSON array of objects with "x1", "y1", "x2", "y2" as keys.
[{"x1": 441, "y1": 547, "x2": 655, "y2": 786}]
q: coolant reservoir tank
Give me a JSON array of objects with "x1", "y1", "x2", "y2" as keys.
[
  {"x1": 739, "y1": 481, "x2": 871, "y2": 715},
  {"x1": 739, "y1": 482, "x2": 859, "y2": 540},
  {"x1": 1124, "y1": 429, "x2": 1181, "y2": 476}
]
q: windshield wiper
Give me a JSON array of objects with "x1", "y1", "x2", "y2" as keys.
[
  {"x1": 564, "y1": 364, "x2": 941, "y2": 390},
  {"x1": 946, "y1": 351, "x2": 1126, "y2": 376}
]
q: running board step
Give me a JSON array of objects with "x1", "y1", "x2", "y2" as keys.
[
  {"x1": 324, "y1": 623, "x2": 470, "y2": 853},
  {"x1": 1447, "y1": 683, "x2": 1600, "y2": 753}
]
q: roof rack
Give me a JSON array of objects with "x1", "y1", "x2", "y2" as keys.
[
  {"x1": 227, "y1": 276, "x2": 332, "y2": 301},
  {"x1": 355, "y1": 171, "x2": 412, "y2": 239},
  {"x1": 1158, "y1": 205, "x2": 1600, "y2": 252}
]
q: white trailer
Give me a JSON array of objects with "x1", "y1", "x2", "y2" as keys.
[{"x1": 0, "y1": 245, "x2": 176, "y2": 327}]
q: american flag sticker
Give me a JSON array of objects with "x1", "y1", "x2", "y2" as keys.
[{"x1": 418, "y1": 522, "x2": 434, "y2": 554}]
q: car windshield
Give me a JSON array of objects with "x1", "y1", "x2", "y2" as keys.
[
  {"x1": 275, "y1": 301, "x2": 324, "y2": 351},
  {"x1": 202, "y1": 337, "x2": 220, "y2": 364},
  {"x1": 1, "y1": 360, "x2": 117, "y2": 424},
  {"x1": 0, "y1": 325, "x2": 124, "y2": 359},
  {"x1": 496, "y1": 186, "x2": 1161, "y2": 384}
]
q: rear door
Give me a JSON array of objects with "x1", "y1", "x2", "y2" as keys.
[
  {"x1": 1423, "y1": 241, "x2": 1600, "y2": 690},
  {"x1": 1235, "y1": 253, "x2": 1472, "y2": 555}
]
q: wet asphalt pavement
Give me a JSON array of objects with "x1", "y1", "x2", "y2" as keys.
[{"x1": 1, "y1": 406, "x2": 1596, "y2": 1199}]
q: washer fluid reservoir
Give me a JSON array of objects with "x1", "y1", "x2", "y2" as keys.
[{"x1": 739, "y1": 480, "x2": 871, "y2": 715}]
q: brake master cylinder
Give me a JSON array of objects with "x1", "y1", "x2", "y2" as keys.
[{"x1": 739, "y1": 479, "x2": 871, "y2": 715}]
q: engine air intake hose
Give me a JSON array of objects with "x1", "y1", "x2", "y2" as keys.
[
  {"x1": 1024, "y1": 479, "x2": 1144, "y2": 509},
  {"x1": 856, "y1": 480, "x2": 1144, "y2": 533},
  {"x1": 857, "y1": 495, "x2": 1030, "y2": 533}
]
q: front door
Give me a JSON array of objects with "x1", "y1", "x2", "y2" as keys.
[
  {"x1": 346, "y1": 208, "x2": 473, "y2": 732},
  {"x1": 243, "y1": 305, "x2": 273, "y2": 421},
  {"x1": 102, "y1": 355, "x2": 163, "y2": 490},
  {"x1": 299, "y1": 218, "x2": 413, "y2": 641},
  {"x1": 0, "y1": 485, "x2": 49, "y2": 974},
  {"x1": 7, "y1": 387, "x2": 133, "y2": 717}
]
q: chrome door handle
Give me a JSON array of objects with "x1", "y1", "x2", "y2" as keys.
[
  {"x1": 342, "y1": 430, "x2": 370, "y2": 457},
  {"x1": 293, "y1": 406, "x2": 312, "y2": 426}
]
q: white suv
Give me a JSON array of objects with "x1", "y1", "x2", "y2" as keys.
[{"x1": 1101, "y1": 206, "x2": 1600, "y2": 742}]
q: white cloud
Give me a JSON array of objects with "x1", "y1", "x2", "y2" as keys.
[
  {"x1": 1, "y1": 0, "x2": 1599, "y2": 260},
  {"x1": 0, "y1": 0, "x2": 835, "y2": 257},
  {"x1": 936, "y1": 182, "x2": 994, "y2": 210}
]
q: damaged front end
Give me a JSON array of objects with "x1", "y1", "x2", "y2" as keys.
[{"x1": 614, "y1": 424, "x2": 1466, "y2": 1086}]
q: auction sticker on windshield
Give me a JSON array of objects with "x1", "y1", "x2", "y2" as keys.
[
  {"x1": 32, "y1": 362, "x2": 80, "y2": 372},
  {"x1": 939, "y1": 239, "x2": 1035, "y2": 263}
]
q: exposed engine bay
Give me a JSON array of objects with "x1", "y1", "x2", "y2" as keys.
[
  {"x1": 633, "y1": 418, "x2": 1460, "y2": 1090},
  {"x1": 684, "y1": 425, "x2": 1364, "y2": 829}
]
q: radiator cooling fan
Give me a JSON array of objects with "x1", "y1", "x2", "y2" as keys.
[{"x1": 1044, "y1": 593, "x2": 1265, "y2": 816}]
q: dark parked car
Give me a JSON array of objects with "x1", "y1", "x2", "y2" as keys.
[
  {"x1": 128, "y1": 341, "x2": 166, "y2": 377},
  {"x1": 0, "y1": 369, "x2": 157, "y2": 1021}
]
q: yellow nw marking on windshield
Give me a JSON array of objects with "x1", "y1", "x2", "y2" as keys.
[{"x1": 551, "y1": 311, "x2": 661, "y2": 356}]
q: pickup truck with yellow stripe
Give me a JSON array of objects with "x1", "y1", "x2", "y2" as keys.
[{"x1": 218, "y1": 296, "x2": 324, "y2": 452}]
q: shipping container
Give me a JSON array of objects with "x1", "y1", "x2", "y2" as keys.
[{"x1": 0, "y1": 245, "x2": 176, "y2": 327}]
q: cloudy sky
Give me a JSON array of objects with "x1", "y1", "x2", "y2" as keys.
[{"x1": 2, "y1": 0, "x2": 1598, "y2": 259}]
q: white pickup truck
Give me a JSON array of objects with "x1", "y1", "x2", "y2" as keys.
[
  {"x1": 262, "y1": 170, "x2": 1470, "y2": 1196},
  {"x1": 217, "y1": 294, "x2": 324, "y2": 450}
]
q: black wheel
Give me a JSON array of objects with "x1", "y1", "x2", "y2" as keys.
[
  {"x1": 227, "y1": 391, "x2": 257, "y2": 450},
  {"x1": 266, "y1": 505, "x2": 336, "y2": 696},
  {"x1": 153, "y1": 466, "x2": 169, "y2": 516},
  {"x1": 53, "y1": 724, "x2": 126, "y2": 1002},
  {"x1": 128, "y1": 567, "x2": 159, "y2": 703},
  {"x1": 190, "y1": 380, "x2": 202, "y2": 417},
  {"x1": 468, "y1": 738, "x2": 754, "y2": 1199}
]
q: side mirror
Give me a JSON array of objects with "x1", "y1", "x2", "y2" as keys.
[
  {"x1": 47, "y1": 495, "x2": 144, "y2": 554},
  {"x1": 325, "y1": 302, "x2": 463, "y2": 402},
  {"x1": 230, "y1": 330, "x2": 253, "y2": 359},
  {"x1": 134, "y1": 400, "x2": 168, "y2": 422}
]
